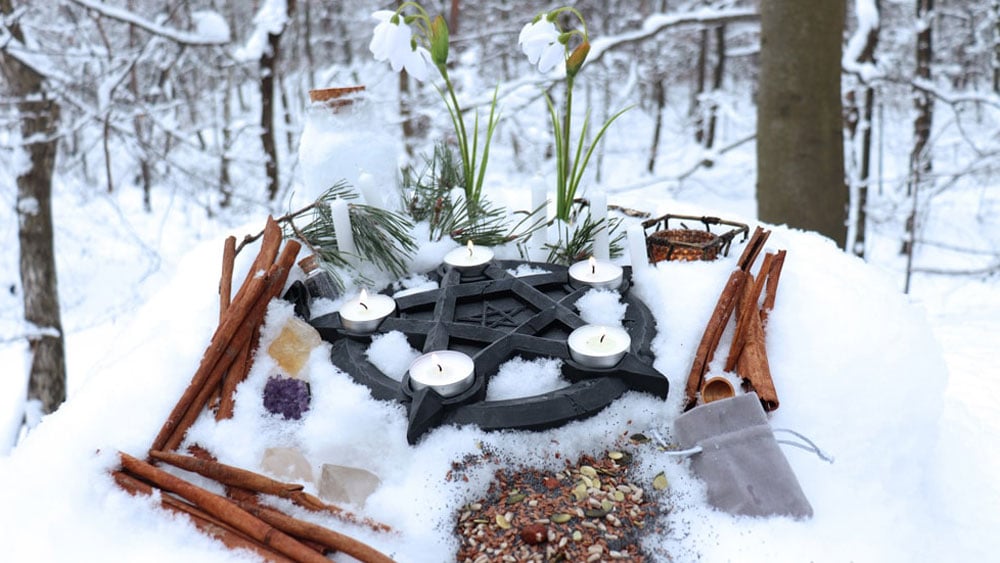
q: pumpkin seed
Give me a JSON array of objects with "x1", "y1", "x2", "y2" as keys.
[
  {"x1": 572, "y1": 530, "x2": 583, "y2": 541},
  {"x1": 507, "y1": 492, "x2": 526, "y2": 505},
  {"x1": 495, "y1": 513, "x2": 511, "y2": 529},
  {"x1": 551, "y1": 512, "x2": 573, "y2": 524},
  {"x1": 608, "y1": 451, "x2": 624, "y2": 460},
  {"x1": 601, "y1": 499, "x2": 614, "y2": 512},
  {"x1": 652, "y1": 472, "x2": 669, "y2": 491},
  {"x1": 613, "y1": 490, "x2": 626, "y2": 502},
  {"x1": 630, "y1": 433, "x2": 650, "y2": 444},
  {"x1": 584, "y1": 507, "x2": 610, "y2": 518},
  {"x1": 579, "y1": 465, "x2": 598, "y2": 477}
]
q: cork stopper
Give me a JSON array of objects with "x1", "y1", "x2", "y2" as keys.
[
  {"x1": 308, "y1": 86, "x2": 365, "y2": 112},
  {"x1": 298, "y1": 254, "x2": 319, "y2": 273}
]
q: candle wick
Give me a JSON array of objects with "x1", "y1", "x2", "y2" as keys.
[
  {"x1": 359, "y1": 301, "x2": 369, "y2": 310},
  {"x1": 599, "y1": 333, "x2": 606, "y2": 343},
  {"x1": 591, "y1": 264, "x2": 596, "y2": 275},
  {"x1": 436, "y1": 363, "x2": 443, "y2": 372}
]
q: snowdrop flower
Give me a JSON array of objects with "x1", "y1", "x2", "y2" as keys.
[
  {"x1": 519, "y1": 15, "x2": 564, "y2": 73},
  {"x1": 369, "y1": 10, "x2": 431, "y2": 81}
]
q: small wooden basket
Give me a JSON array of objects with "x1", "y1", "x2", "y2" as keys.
[{"x1": 642, "y1": 213, "x2": 749, "y2": 264}]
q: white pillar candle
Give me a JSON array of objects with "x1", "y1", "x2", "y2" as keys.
[
  {"x1": 568, "y1": 324, "x2": 631, "y2": 368},
  {"x1": 338, "y1": 288, "x2": 395, "y2": 333},
  {"x1": 443, "y1": 240, "x2": 494, "y2": 273},
  {"x1": 568, "y1": 256, "x2": 624, "y2": 290},
  {"x1": 408, "y1": 350, "x2": 476, "y2": 397},
  {"x1": 591, "y1": 190, "x2": 610, "y2": 260},
  {"x1": 627, "y1": 224, "x2": 649, "y2": 271},
  {"x1": 330, "y1": 199, "x2": 356, "y2": 257}
]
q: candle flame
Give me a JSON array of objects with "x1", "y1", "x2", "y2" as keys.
[
  {"x1": 466, "y1": 239, "x2": 475, "y2": 256},
  {"x1": 589, "y1": 256, "x2": 597, "y2": 275},
  {"x1": 359, "y1": 288, "x2": 369, "y2": 310}
]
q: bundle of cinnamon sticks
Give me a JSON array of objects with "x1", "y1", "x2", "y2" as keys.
[
  {"x1": 684, "y1": 226, "x2": 787, "y2": 412},
  {"x1": 110, "y1": 216, "x2": 396, "y2": 563}
]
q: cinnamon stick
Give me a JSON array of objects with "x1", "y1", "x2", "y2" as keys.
[
  {"x1": 216, "y1": 329, "x2": 256, "y2": 421},
  {"x1": 119, "y1": 452, "x2": 328, "y2": 563},
  {"x1": 113, "y1": 470, "x2": 295, "y2": 563},
  {"x1": 150, "y1": 449, "x2": 305, "y2": 497},
  {"x1": 152, "y1": 269, "x2": 273, "y2": 452},
  {"x1": 683, "y1": 227, "x2": 771, "y2": 410},
  {"x1": 736, "y1": 301, "x2": 780, "y2": 411},
  {"x1": 231, "y1": 499, "x2": 396, "y2": 563},
  {"x1": 220, "y1": 235, "x2": 237, "y2": 319},
  {"x1": 162, "y1": 240, "x2": 301, "y2": 451},
  {"x1": 683, "y1": 269, "x2": 748, "y2": 410},
  {"x1": 760, "y1": 249, "x2": 787, "y2": 323},
  {"x1": 239, "y1": 216, "x2": 283, "y2": 291}
]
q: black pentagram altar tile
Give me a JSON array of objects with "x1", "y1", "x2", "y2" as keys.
[{"x1": 310, "y1": 260, "x2": 668, "y2": 444}]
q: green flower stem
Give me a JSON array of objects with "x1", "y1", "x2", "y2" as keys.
[
  {"x1": 558, "y1": 75, "x2": 575, "y2": 221},
  {"x1": 438, "y1": 66, "x2": 472, "y2": 195}
]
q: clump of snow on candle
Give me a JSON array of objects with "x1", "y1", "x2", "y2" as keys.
[
  {"x1": 575, "y1": 288, "x2": 628, "y2": 326},
  {"x1": 486, "y1": 356, "x2": 568, "y2": 400},
  {"x1": 367, "y1": 331, "x2": 419, "y2": 381}
]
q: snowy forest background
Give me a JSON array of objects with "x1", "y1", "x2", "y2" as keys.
[{"x1": 2, "y1": 0, "x2": 999, "y2": 445}]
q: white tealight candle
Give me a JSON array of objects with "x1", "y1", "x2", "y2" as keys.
[
  {"x1": 408, "y1": 350, "x2": 476, "y2": 397},
  {"x1": 443, "y1": 240, "x2": 494, "y2": 273},
  {"x1": 338, "y1": 288, "x2": 395, "y2": 333},
  {"x1": 568, "y1": 256, "x2": 624, "y2": 290},
  {"x1": 568, "y1": 325, "x2": 631, "y2": 368}
]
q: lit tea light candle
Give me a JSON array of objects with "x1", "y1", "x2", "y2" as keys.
[
  {"x1": 568, "y1": 256, "x2": 623, "y2": 290},
  {"x1": 568, "y1": 324, "x2": 631, "y2": 368},
  {"x1": 408, "y1": 350, "x2": 476, "y2": 397},
  {"x1": 338, "y1": 288, "x2": 395, "y2": 333},
  {"x1": 443, "y1": 240, "x2": 494, "y2": 273}
]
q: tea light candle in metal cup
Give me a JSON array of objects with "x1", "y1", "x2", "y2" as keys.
[
  {"x1": 408, "y1": 350, "x2": 476, "y2": 397},
  {"x1": 444, "y1": 240, "x2": 494, "y2": 273},
  {"x1": 338, "y1": 288, "x2": 395, "y2": 333},
  {"x1": 569, "y1": 256, "x2": 624, "y2": 290},
  {"x1": 568, "y1": 324, "x2": 631, "y2": 369}
]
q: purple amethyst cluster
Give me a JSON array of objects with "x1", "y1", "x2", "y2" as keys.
[{"x1": 262, "y1": 376, "x2": 311, "y2": 420}]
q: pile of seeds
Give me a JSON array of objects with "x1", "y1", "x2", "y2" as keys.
[{"x1": 454, "y1": 450, "x2": 664, "y2": 562}]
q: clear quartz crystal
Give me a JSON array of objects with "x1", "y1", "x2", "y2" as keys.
[
  {"x1": 260, "y1": 447, "x2": 314, "y2": 483},
  {"x1": 318, "y1": 464, "x2": 382, "y2": 507},
  {"x1": 298, "y1": 254, "x2": 339, "y2": 301}
]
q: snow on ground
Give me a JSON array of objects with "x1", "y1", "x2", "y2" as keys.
[{"x1": 2, "y1": 185, "x2": 997, "y2": 561}]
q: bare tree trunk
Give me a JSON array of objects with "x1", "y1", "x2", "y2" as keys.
[
  {"x1": 847, "y1": 0, "x2": 880, "y2": 258},
  {"x1": 993, "y1": 0, "x2": 1000, "y2": 93},
  {"x1": 905, "y1": 0, "x2": 935, "y2": 289},
  {"x1": 647, "y1": 78, "x2": 665, "y2": 173},
  {"x1": 1, "y1": 0, "x2": 68, "y2": 418},
  {"x1": 260, "y1": 1, "x2": 296, "y2": 201},
  {"x1": 705, "y1": 24, "x2": 726, "y2": 150},
  {"x1": 694, "y1": 27, "x2": 708, "y2": 144},
  {"x1": 756, "y1": 0, "x2": 848, "y2": 248},
  {"x1": 911, "y1": 0, "x2": 934, "y2": 187},
  {"x1": 450, "y1": 0, "x2": 460, "y2": 36}
]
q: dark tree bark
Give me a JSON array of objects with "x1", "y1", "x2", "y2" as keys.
[
  {"x1": 847, "y1": 0, "x2": 880, "y2": 258},
  {"x1": 260, "y1": 0, "x2": 296, "y2": 201},
  {"x1": 705, "y1": 24, "x2": 726, "y2": 150},
  {"x1": 756, "y1": 0, "x2": 848, "y2": 248},
  {"x1": 647, "y1": 78, "x2": 666, "y2": 173},
  {"x1": 911, "y1": 0, "x2": 934, "y2": 183},
  {"x1": 1, "y1": 0, "x2": 68, "y2": 416}
]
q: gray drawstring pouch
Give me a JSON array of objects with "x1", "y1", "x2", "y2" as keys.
[{"x1": 673, "y1": 392, "x2": 813, "y2": 519}]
